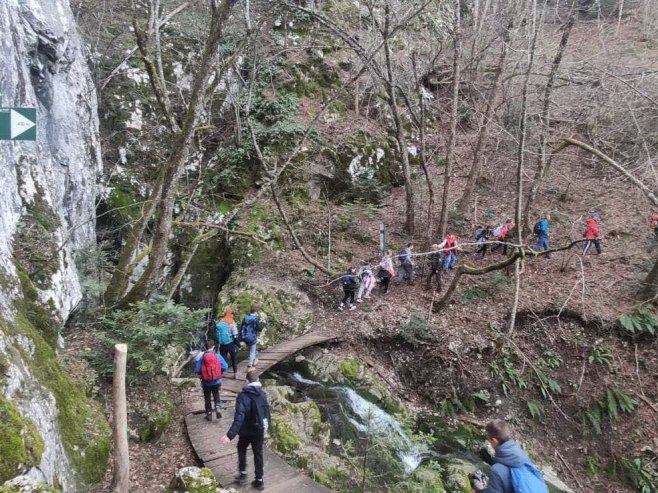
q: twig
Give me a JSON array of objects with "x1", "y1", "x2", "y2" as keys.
[
  {"x1": 632, "y1": 391, "x2": 658, "y2": 414},
  {"x1": 556, "y1": 450, "x2": 586, "y2": 493}
]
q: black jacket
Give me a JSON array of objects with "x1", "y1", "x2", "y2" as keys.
[{"x1": 227, "y1": 383, "x2": 270, "y2": 439}]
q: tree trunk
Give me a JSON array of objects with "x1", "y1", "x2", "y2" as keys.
[
  {"x1": 384, "y1": 2, "x2": 415, "y2": 235},
  {"x1": 639, "y1": 257, "x2": 658, "y2": 303},
  {"x1": 438, "y1": 0, "x2": 462, "y2": 239},
  {"x1": 522, "y1": 1, "x2": 576, "y2": 232},
  {"x1": 456, "y1": 23, "x2": 510, "y2": 215},
  {"x1": 110, "y1": 344, "x2": 129, "y2": 493}
]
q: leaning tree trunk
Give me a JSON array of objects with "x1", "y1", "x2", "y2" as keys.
[{"x1": 438, "y1": 0, "x2": 462, "y2": 239}]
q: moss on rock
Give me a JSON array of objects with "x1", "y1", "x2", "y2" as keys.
[
  {"x1": 338, "y1": 358, "x2": 361, "y2": 382},
  {"x1": 2, "y1": 313, "x2": 110, "y2": 484},
  {"x1": 270, "y1": 416, "x2": 301, "y2": 454},
  {"x1": 0, "y1": 475, "x2": 59, "y2": 492},
  {"x1": 0, "y1": 395, "x2": 45, "y2": 483},
  {"x1": 139, "y1": 399, "x2": 173, "y2": 442},
  {"x1": 168, "y1": 466, "x2": 227, "y2": 493}
]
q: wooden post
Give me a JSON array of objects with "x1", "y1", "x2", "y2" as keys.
[{"x1": 111, "y1": 344, "x2": 129, "y2": 493}]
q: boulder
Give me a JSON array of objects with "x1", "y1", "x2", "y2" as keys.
[{"x1": 168, "y1": 467, "x2": 236, "y2": 493}]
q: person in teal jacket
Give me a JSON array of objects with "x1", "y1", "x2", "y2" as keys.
[{"x1": 533, "y1": 213, "x2": 551, "y2": 259}]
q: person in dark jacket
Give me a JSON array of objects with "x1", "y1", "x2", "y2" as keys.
[
  {"x1": 396, "y1": 243, "x2": 416, "y2": 285},
  {"x1": 426, "y1": 244, "x2": 442, "y2": 291},
  {"x1": 194, "y1": 339, "x2": 228, "y2": 421},
  {"x1": 241, "y1": 307, "x2": 263, "y2": 367},
  {"x1": 339, "y1": 267, "x2": 357, "y2": 311},
  {"x1": 221, "y1": 370, "x2": 271, "y2": 491},
  {"x1": 472, "y1": 419, "x2": 547, "y2": 493}
]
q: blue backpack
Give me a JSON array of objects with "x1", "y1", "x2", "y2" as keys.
[
  {"x1": 241, "y1": 316, "x2": 259, "y2": 344},
  {"x1": 216, "y1": 321, "x2": 233, "y2": 346},
  {"x1": 510, "y1": 463, "x2": 549, "y2": 493}
]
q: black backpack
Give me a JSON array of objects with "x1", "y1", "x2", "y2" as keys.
[
  {"x1": 533, "y1": 221, "x2": 541, "y2": 235},
  {"x1": 246, "y1": 391, "x2": 271, "y2": 435}
]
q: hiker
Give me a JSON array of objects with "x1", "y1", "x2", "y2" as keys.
[
  {"x1": 649, "y1": 213, "x2": 658, "y2": 239},
  {"x1": 396, "y1": 243, "x2": 415, "y2": 285},
  {"x1": 471, "y1": 419, "x2": 549, "y2": 493},
  {"x1": 378, "y1": 250, "x2": 395, "y2": 294},
  {"x1": 356, "y1": 263, "x2": 376, "y2": 303},
  {"x1": 491, "y1": 219, "x2": 512, "y2": 255},
  {"x1": 582, "y1": 213, "x2": 603, "y2": 255},
  {"x1": 220, "y1": 369, "x2": 271, "y2": 491},
  {"x1": 241, "y1": 307, "x2": 263, "y2": 367},
  {"x1": 475, "y1": 225, "x2": 491, "y2": 258},
  {"x1": 216, "y1": 308, "x2": 239, "y2": 377},
  {"x1": 339, "y1": 267, "x2": 358, "y2": 311},
  {"x1": 533, "y1": 213, "x2": 551, "y2": 259},
  {"x1": 426, "y1": 244, "x2": 442, "y2": 291},
  {"x1": 439, "y1": 233, "x2": 460, "y2": 272},
  {"x1": 194, "y1": 339, "x2": 228, "y2": 421}
]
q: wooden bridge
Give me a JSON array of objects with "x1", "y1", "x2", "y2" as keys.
[{"x1": 185, "y1": 331, "x2": 336, "y2": 492}]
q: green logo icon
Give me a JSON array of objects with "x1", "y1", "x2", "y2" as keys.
[{"x1": 0, "y1": 108, "x2": 37, "y2": 141}]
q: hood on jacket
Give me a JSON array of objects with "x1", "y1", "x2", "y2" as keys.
[
  {"x1": 494, "y1": 440, "x2": 529, "y2": 468},
  {"x1": 243, "y1": 382, "x2": 263, "y2": 396},
  {"x1": 245, "y1": 313, "x2": 258, "y2": 323}
]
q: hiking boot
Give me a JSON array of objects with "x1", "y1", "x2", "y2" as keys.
[
  {"x1": 356, "y1": 298, "x2": 363, "y2": 303},
  {"x1": 205, "y1": 413, "x2": 212, "y2": 422},
  {"x1": 252, "y1": 479, "x2": 265, "y2": 490},
  {"x1": 349, "y1": 304, "x2": 356, "y2": 311},
  {"x1": 235, "y1": 473, "x2": 247, "y2": 484},
  {"x1": 338, "y1": 303, "x2": 344, "y2": 311},
  {"x1": 364, "y1": 294, "x2": 371, "y2": 299},
  {"x1": 215, "y1": 408, "x2": 222, "y2": 419}
]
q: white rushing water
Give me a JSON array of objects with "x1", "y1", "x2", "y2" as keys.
[
  {"x1": 334, "y1": 387, "x2": 425, "y2": 474},
  {"x1": 292, "y1": 372, "x2": 321, "y2": 386}
]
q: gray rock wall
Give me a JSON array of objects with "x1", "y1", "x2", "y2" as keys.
[{"x1": 0, "y1": 0, "x2": 101, "y2": 488}]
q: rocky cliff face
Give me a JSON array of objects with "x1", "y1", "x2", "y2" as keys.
[{"x1": 0, "y1": 0, "x2": 108, "y2": 489}]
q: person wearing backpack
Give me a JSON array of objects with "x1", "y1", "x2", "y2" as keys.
[
  {"x1": 582, "y1": 212, "x2": 603, "y2": 256},
  {"x1": 475, "y1": 225, "x2": 491, "y2": 258},
  {"x1": 241, "y1": 307, "x2": 263, "y2": 367},
  {"x1": 339, "y1": 267, "x2": 358, "y2": 311},
  {"x1": 378, "y1": 250, "x2": 395, "y2": 294},
  {"x1": 356, "y1": 263, "x2": 376, "y2": 303},
  {"x1": 471, "y1": 420, "x2": 549, "y2": 493},
  {"x1": 221, "y1": 369, "x2": 271, "y2": 491},
  {"x1": 425, "y1": 244, "x2": 442, "y2": 291},
  {"x1": 194, "y1": 339, "x2": 229, "y2": 421},
  {"x1": 533, "y1": 213, "x2": 552, "y2": 259},
  {"x1": 216, "y1": 308, "x2": 239, "y2": 377},
  {"x1": 396, "y1": 243, "x2": 415, "y2": 285},
  {"x1": 491, "y1": 219, "x2": 512, "y2": 255}
]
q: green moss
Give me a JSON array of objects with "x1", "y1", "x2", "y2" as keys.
[
  {"x1": 107, "y1": 188, "x2": 141, "y2": 225},
  {"x1": 408, "y1": 464, "x2": 447, "y2": 493},
  {"x1": 0, "y1": 394, "x2": 45, "y2": 482},
  {"x1": 270, "y1": 416, "x2": 301, "y2": 454},
  {"x1": 339, "y1": 358, "x2": 360, "y2": 382},
  {"x1": 140, "y1": 400, "x2": 173, "y2": 442},
  {"x1": 16, "y1": 269, "x2": 56, "y2": 345},
  {"x1": 167, "y1": 467, "x2": 219, "y2": 493},
  {"x1": 0, "y1": 481, "x2": 59, "y2": 493},
  {"x1": 4, "y1": 314, "x2": 111, "y2": 484}
]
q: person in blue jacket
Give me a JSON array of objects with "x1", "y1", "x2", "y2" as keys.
[
  {"x1": 533, "y1": 213, "x2": 552, "y2": 259},
  {"x1": 194, "y1": 339, "x2": 228, "y2": 421},
  {"x1": 472, "y1": 419, "x2": 548, "y2": 493}
]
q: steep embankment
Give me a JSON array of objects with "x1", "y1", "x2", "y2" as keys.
[{"x1": 0, "y1": 0, "x2": 109, "y2": 489}]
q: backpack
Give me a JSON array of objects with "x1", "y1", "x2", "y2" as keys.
[
  {"x1": 245, "y1": 391, "x2": 271, "y2": 435},
  {"x1": 216, "y1": 321, "x2": 233, "y2": 346},
  {"x1": 533, "y1": 221, "x2": 541, "y2": 235},
  {"x1": 510, "y1": 463, "x2": 549, "y2": 493},
  {"x1": 241, "y1": 317, "x2": 259, "y2": 345},
  {"x1": 200, "y1": 352, "x2": 222, "y2": 382},
  {"x1": 342, "y1": 274, "x2": 354, "y2": 288}
]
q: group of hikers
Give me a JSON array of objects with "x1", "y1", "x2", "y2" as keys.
[
  {"x1": 337, "y1": 211, "x2": 607, "y2": 310},
  {"x1": 194, "y1": 305, "x2": 270, "y2": 490}
]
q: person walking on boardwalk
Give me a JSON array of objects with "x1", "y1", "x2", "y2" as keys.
[
  {"x1": 221, "y1": 369, "x2": 271, "y2": 491},
  {"x1": 194, "y1": 339, "x2": 228, "y2": 421},
  {"x1": 471, "y1": 419, "x2": 549, "y2": 493},
  {"x1": 396, "y1": 243, "x2": 415, "y2": 285},
  {"x1": 378, "y1": 250, "x2": 395, "y2": 294},
  {"x1": 216, "y1": 308, "x2": 239, "y2": 377},
  {"x1": 356, "y1": 263, "x2": 376, "y2": 303},
  {"x1": 533, "y1": 213, "x2": 552, "y2": 259},
  {"x1": 582, "y1": 212, "x2": 603, "y2": 256},
  {"x1": 426, "y1": 244, "x2": 442, "y2": 291},
  {"x1": 439, "y1": 233, "x2": 460, "y2": 272},
  {"x1": 339, "y1": 267, "x2": 357, "y2": 311},
  {"x1": 241, "y1": 307, "x2": 263, "y2": 367}
]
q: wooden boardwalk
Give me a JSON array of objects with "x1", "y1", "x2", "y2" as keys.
[{"x1": 185, "y1": 332, "x2": 336, "y2": 492}]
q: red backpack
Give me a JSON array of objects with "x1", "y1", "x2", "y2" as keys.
[{"x1": 201, "y1": 352, "x2": 222, "y2": 381}]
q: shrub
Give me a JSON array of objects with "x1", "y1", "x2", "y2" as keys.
[
  {"x1": 94, "y1": 301, "x2": 208, "y2": 385},
  {"x1": 618, "y1": 308, "x2": 658, "y2": 338}
]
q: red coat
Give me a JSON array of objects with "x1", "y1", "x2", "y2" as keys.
[
  {"x1": 443, "y1": 235, "x2": 460, "y2": 255},
  {"x1": 584, "y1": 218, "x2": 600, "y2": 239}
]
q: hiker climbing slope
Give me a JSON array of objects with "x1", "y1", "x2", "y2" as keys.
[
  {"x1": 533, "y1": 213, "x2": 552, "y2": 259},
  {"x1": 396, "y1": 243, "x2": 415, "y2": 285},
  {"x1": 582, "y1": 212, "x2": 603, "y2": 255},
  {"x1": 472, "y1": 420, "x2": 549, "y2": 493},
  {"x1": 426, "y1": 244, "x2": 442, "y2": 291},
  {"x1": 339, "y1": 267, "x2": 357, "y2": 311},
  {"x1": 356, "y1": 263, "x2": 376, "y2": 303},
  {"x1": 439, "y1": 233, "x2": 460, "y2": 272},
  {"x1": 378, "y1": 250, "x2": 395, "y2": 294}
]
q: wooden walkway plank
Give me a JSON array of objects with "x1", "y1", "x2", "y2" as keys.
[{"x1": 186, "y1": 331, "x2": 336, "y2": 492}]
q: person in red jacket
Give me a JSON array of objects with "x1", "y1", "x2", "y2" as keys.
[
  {"x1": 582, "y1": 213, "x2": 602, "y2": 255},
  {"x1": 649, "y1": 213, "x2": 658, "y2": 240}
]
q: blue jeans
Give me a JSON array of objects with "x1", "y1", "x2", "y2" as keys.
[
  {"x1": 443, "y1": 252, "x2": 456, "y2": 272},
  {"x1": 534, "y1": 235, "x2": 551, "y2": 258},
  {"x1": 247, "y1": 342, "x2": 257, "y2": 366}
]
